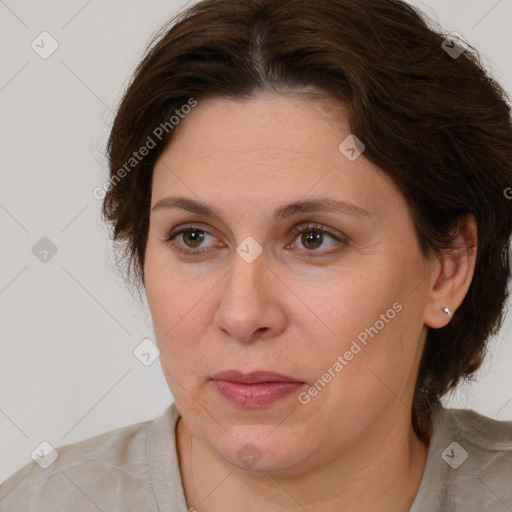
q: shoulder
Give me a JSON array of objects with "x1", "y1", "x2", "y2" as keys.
[
  {"x1": 446, "y1": 407, "x2": 512, "y2": 486},
  {"x1": 411, "y1": 404, "x2": 512, "y2": 512},
  {"x1": 431, "y1": 405, "x2": 512, "y2": 510},
  {"x1": 448, "y1": 406, "x2": 512, "y2": 453},
  {"x1": 0, "y1": 415, "x2": 159, "y2": 512}
]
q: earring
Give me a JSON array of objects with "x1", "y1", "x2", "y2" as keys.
[{"x1": 442, "y1": 306, "x2": 452, "y2": 318}]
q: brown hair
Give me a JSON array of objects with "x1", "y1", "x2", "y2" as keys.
[{"x1": 102, "y1": 0, "x2": 512, "y2": 441}]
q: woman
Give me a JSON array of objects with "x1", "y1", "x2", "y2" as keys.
[{"x1": 2, "y1": 0, "x2": 512, "y2": 510}]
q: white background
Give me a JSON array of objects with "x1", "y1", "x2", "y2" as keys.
[{"x1": 1, "y1": 0, "x2": 511, "y2": 483}]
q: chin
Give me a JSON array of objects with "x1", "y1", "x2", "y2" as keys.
[{"x1": 210, "y1": 426, "x2": 310, "y2": 474}]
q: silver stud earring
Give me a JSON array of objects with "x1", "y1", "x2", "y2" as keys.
[{"x1": 442, "y1": 306, "x2": 452, "y2": 318}]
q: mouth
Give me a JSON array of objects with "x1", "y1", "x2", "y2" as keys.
[
  {"x1": 210, "y1": 370, "x2": 306, "y2": 409},
  {"x1": 211, "y1": 369, "x2": 305, "y2": 384}
]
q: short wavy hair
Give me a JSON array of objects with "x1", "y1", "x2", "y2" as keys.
[{"x1": 102, "y1": 0, "x2": 512, "y2": 441}]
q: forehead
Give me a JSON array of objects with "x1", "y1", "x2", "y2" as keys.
[
  {"x1": 155, "y1": 94, "x2": 348, "y2": 171},
  {"x1": 151, "y1": 94, "x2": 403, "y2": 221}
]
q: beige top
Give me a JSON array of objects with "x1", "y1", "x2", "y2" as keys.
[{"x1": 1, "y1": 401, "x2": 511, "y2": 511}]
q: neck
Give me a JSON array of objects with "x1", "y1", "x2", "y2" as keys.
[{"x1": 176, "y1": 407, "x2": 430, "y2": 512}]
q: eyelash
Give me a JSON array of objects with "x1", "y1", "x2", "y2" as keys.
[{"x1": 164, "y1": 223, "x2": 348, "y2": 258}]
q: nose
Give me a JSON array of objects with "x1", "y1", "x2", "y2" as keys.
[{"x1": 213, "y1": 247, "x2": 287, "y2": 344}]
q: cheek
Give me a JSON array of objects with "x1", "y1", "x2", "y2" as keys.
[
  {"x1": 144, "y1": 252, "x2": 216, "y2": 378},
  {"x1": 293, "y1": 265, "x2": 419, "y2": 400},
  {"x1": 145, "y1": 244, "x2": 200, "y2": 330},
  {"x1": 298, "y1": 266, "x2": 403, "y2": 346},
  {"x1": 144, "y1": 236, "x2": 420, "y2": 383}
]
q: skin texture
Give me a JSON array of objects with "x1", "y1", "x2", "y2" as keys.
[{"x1": 144, "y1": 93, "x2": 477, "y2": 511}]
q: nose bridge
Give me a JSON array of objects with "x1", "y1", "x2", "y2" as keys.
[
  {"x1": 214, "y1": 242, "x2": 276, "y2": 340},
  {"x1": 225, "y1": 242, "x2": 267, "y2": 305}
]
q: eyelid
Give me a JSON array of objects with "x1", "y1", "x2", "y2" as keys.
[
  {"x1": 286, "y1": 222, "x2": 348, "y2": 257},
  {"x1": 288, "y1": 222, "x2": 344, "y2": 241},
  {"x1": 167, "y1": 223, "x2": 212, "y2": 238},
  {"x1": 165, "y1": 223, "x2": 219, "y2": 255},
  {"x1": 165, "y1": 222, "x2": 348, "y2": 256}
]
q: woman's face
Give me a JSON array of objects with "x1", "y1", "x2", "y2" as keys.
[{"x1": 144, "y1": 93, "x2": 437, "y2": 473}]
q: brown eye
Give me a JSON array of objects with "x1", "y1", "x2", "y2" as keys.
[
  {"x1": 165, "y1": 226, "x2": 218, "y2": 255},
  {"x1": 289, "y1": 223, "x2": 346, "y2": 257},
  {"x1": 181, "y1": 230, "x2": 206, "y2": 248},
  {"x1": 300, "y1": 231, "x2": 324, "y2": 250},
  {"x1": 164, "y1": 222, "x2": 347, "y2": 258}
]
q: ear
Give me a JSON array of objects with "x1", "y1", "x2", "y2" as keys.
[{"x1": 423, "y1": 214, "x2": 477, "y2": 329}]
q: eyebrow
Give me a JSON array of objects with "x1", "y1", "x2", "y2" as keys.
[{"x1": 152, "y1": 196, "x2": 373, "y2": 222}]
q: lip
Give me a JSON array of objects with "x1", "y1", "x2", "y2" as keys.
[
  {"x1": 210, "y1": 370, "x2": 306, "y2": 409},
  {"x1": 211, "y1": 370, "x2": 304, "y2": 384}
]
